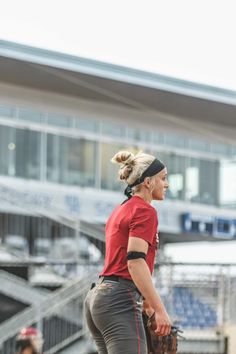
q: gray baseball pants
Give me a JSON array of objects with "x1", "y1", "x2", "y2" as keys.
[{"x1": 84, "y1": 277, "x2": 147, "y2": 354}]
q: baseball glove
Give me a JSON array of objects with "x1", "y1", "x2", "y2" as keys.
[{"x1": 142, "y1": 312, "x2": 182, "y2": 354}]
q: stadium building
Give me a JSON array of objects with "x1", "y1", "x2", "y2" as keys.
[
  {"x1": 0, "y1": 40, "x2": 236, "y2": 249},
  {"x1": 0, "y1": 40, "x2": 236, "y2": 354}
]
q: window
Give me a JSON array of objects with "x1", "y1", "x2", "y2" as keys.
[
  {"x1": 0, "y1": 126, "x2": 41, "y2": 179},
  {"x1": 164, "y1": 133, "x2": 187, "y2": 148},
  {"x1": 100, "y1": 143, "x2": 125, "y2": 191},
  {"x1": 0, "y1": 105, "x2": 16, "y2": 118},
  {"x1": 220, "y1": 161, "x2": 236, "y2": 208},
  {"x1": 47, "y1": 134, "x2": 96, "y2": 187},
  {"x1": 15, "y1": 129, "x2": 41, "y2": 179},
  {"x1": 101, "y1": 122, "x2": 126, "y2": 138},
  {"x1": 185, "y1": 157, "x2": 219, "y2": 205},
  {"x1": 161, "y1": 153, "x2": 186, "y2": 201},
  {"x1": 47, "y1": 113, "x2": 72, "y2": 128},
  {"x1": 75, "y1": 117, "x2": 98, "y2": 132},
  {"x1": 0, "y1": 126, "x2": 16, "y2": 176},
  {"x1": 18, "y1": 108, "x2": 42, "y2": 123}
]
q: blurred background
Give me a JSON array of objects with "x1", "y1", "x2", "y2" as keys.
[{"x1": 0, "y1": 1, "x2": 236, "y2": 353}]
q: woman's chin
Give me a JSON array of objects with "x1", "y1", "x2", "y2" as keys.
[{"x1": 154, "y1": 195, "x2": 165, "y2": 201}]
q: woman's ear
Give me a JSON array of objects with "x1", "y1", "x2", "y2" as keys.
[{"x1": 143, "y1": 177, "x2": 150, "y2": 187}]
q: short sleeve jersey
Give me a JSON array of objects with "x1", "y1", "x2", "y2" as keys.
[{"x1": 100, "y1": 195, "x2": 158, "y2": 280}]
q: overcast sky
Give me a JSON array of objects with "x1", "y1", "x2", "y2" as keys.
[
  {"x1": 1, "y1": 0, "x2": 236, "y2": 91},
  {"x1": 1, "y1": 0, "x2": 236, "y2": 263}
]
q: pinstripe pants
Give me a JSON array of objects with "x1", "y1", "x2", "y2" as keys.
[{"x1": 84, "y1": 277, "x2": 147, "y2": 354}]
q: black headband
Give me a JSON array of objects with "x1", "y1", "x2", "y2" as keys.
[{"x1": 124, "y1": 158, "x2": 165, "y2": 199}]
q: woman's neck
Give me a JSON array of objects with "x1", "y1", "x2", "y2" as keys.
[{"x1": 133, "y1": 191, "x2": 152, "y2": 203}]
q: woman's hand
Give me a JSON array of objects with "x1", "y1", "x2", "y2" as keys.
[
  {"x1": 142, "y1": 300, "x2": 155, "y2": 317},
  {"x1": 143, "y1": 300, "x2": 171, "y2": 336},
  {"x1": 154, "y1": 309, "x2": 171, "y2": 336}
]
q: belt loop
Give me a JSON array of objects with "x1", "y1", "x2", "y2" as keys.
[{"x1": 98, "y1": 276, "x2": 104, "y2": 284}]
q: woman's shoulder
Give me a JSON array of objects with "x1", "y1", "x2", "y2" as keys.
[
  {"x1": 130, "y1": 196, "x2": 156, "y2": 210},
  {"x1": 128, "y1": 197, "x2": 157, "y2": 217}
]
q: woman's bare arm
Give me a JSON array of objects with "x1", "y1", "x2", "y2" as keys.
[{"x1": 127, "y1": 237, "x2": 171, "y2": 336}]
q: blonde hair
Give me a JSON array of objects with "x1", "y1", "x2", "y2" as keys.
[{"x1": 111, "y1": 150, "x2": 155, "y2": 190}]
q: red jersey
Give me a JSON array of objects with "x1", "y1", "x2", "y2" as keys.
[{"x1": 100, "y1": 195, "x2": 158, "y2": 280}]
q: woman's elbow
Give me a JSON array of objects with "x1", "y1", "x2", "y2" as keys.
[
  {"x1": 127, "y1": 260, "x2": 134, "y2": 272},
  {"x1": 127, "y1": 259, "x2": 144, "y2": 273}
]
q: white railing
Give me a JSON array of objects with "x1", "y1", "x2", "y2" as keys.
[
  {"x1": 0, "y1": 269, "x2": 49, "y2": 304},
  {"x1": 0, "y1": 270, "x2": 98, "y2": 353}
]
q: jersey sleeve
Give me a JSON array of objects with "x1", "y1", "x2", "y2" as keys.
[{"x1": 129, "y1": 206, "x2": 157, "y2": 245}]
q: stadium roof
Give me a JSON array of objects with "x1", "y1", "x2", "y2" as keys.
[{"x1": 0, "y1": 39, "x2": 236, "y2": 145}]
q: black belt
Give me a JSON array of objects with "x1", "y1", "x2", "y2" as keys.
[
  {"x1": 99, "y1": 275, "x2": 142, "y2": 297},
  {"x1": 101, "y1": 275, "x2": 120, "y2": 282}
]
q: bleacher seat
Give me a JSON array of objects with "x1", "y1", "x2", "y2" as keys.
[{"x1": 162, "y1": 286, "x2": 218, "y2": 329}]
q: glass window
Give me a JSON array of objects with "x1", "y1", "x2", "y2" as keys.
[
  {"x1": 158, "y1": 153, "x2": 219, "y2": 205},
  {"x1": 101, "y1": 143, "x2": 123, "y2": 191},
  {"x1": 15, "y1": 129, "x2": 41, "y2": 179},
  {"x1": 185, "y1": 160, "x2": 200, "y2": 200},
  {"x1": 152, "y1": 131, "x2": 165, "y2": 145},
  {"x1": 0, "y1": 105, "x2": 16, "y2": 118},
  {"x1": 101, "y1": 122, "x2": 126, "y2": 138},
  {"x1": 164, "y1": 133, "x2": 187, "y2": 148},
  {"x1": 47, "y1": 134, "x2": 96, "y2": 187},
  {"x1": 199, "y1": 159, "x2": 219, "y2": 205},
  {"x1": 126, "y1": 128, "x2": 151, "y2": 142},
  {"x1": 185, "y1": 157, "x2": 219, "y2": 205},
  {"x1": 220, "y1": 161, "x2": 236, "y2": 208},
  {"x1": 211, "y1": 143, "x2": 231, "y2": 156},
  {"x1": 136, "y1": 131, "x2": 152, "y2": 142},
  {"x1": 0, "y1": 126, "x2": 41, "y2": 179},
  {"x1": 161, "y1": 153, "x2": 186, "y2": 201},
  {"x1": 47, "y1": 113, "x2": 72, "y2": 128},
  {"x1": 47, "y1": 134, "x2": 60, "y2": 182},
  {"x1": 75, "y1": 117, "x2": 98, "y2": 132},
  {"x1": 0, "y1": 125, "x2": 16, "y2": 176},
  {"x1": 126, "y1": 128, "x2": 138, "y2": 140},
  {"x1": 232, "y1": 146, "x2": 236, "y2": 157},
  {"x1": 18, "y1": 108, "x2": 42, "y2": 123},
  {"x1": 189, "y1": 138, "x2": 211, "y2": 153}
]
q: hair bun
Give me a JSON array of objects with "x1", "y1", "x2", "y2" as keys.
[
  {"x1": 111, "y1": 151, "x2": 135, "y2": 181},
  {"x1": 111, "y1": 150, "x2": 156, "y2": 185},
  {"x1": 111, "y1": 151, "x2": 134, "y2": 165}
]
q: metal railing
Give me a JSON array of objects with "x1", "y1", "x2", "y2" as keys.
[
  {"x1": 0, "y1": 268, "x2": 98, "y2": 354},
  {"x1": 1, "y1": 261, "x2": 236, "y2": 353},
  {"x1": 154, "y1": 262, "x2": 236, "y2": 328},
  {"x1": 0, "y1": 269, "x2": 49, "y2": 304}
]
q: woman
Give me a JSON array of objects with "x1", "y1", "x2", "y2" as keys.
[
  {"x1": 15, "y1": 327, "x2": 43, "y2": 354},
  {"x1": 85, "y1": 150, "x2": 171, "y2": 354},
  {"x1": 16, "y1": 340, "x2": 37, "y2": 354}
]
